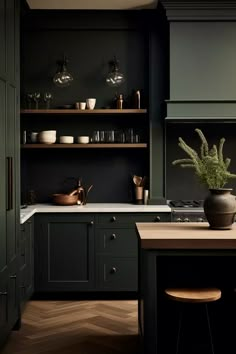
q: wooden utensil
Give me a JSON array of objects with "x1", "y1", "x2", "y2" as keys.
[{"x1": 133, "y1": 175, "x2": 142, "y2": 186}]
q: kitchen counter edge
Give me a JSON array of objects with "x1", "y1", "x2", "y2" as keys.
[{"x1": 20, "y1": 203, "x2": 171, "y2": 224}]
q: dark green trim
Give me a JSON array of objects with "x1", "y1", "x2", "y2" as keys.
[
  {"x1": 161, "y1": 0, "x2": 236, "y2": 21},
  {"x1": 148, "y1": 197, "x2": 167, "y2": 205},
  {"x1": 166, "y1": 101, "x2": 236, "y2": 117},
  {"x1": 166, "y1": 116, "x2": 236, "y2": 122}
]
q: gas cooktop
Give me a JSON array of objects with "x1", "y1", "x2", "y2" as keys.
[{"x1": 168, "y1": 200, "x2": 204, "y2": 208}]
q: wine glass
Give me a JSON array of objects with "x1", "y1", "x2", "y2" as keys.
[
  {"x1": 33, "y1": 92, "x2": 41, "y2": 110},
  {"x1": 26, "y1": 93, "x2": 33, "y2": 109},
  {"x1": 44, "y1": 92, "x2": 53, "y2": 109}
]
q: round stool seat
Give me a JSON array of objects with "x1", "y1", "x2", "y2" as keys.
[{"x1": 165, "y1": 288, "x2": 221, "y2": 303}]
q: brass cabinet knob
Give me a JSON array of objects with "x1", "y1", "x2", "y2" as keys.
[
  {"x1": 90, "y1": 221, "x2": 94, "y2": 225},
  {"x1": 155, "y1": 216, "x2": 161, "y2": 222},
  {"x1": 110, "y1": 233, "x2": 116, "y2": 240},
  {"x1": 111, "y1": 216, "x2": 116, "y2": 222},
  {"x1": 176, "y1": 218, "x2": 182, "y2": 222},
  {"x1": 111, "y1": 267, "x2": 117, "y2": 273}
]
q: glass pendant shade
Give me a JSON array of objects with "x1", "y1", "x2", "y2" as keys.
[
  {"x1": 106, "y1": 57, "x2": 125, "y2": 87},
  {"x1": 53, "y1": 57, "x2": 73, "y2": 88}
]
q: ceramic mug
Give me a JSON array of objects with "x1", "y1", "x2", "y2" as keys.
[
  {"x1": 30, "y1": 132, "x2": 38, "y2": 143},
  {"x1": 79, "y1": 102, "x2": 86, "y2": 110},
  {"x1": 86, "y1": 98, "x2": 96, "y2": 110}
]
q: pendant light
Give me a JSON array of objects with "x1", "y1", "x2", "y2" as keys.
[
  {"x1": 106, "y1": 56, "x2": 125, "y2": 87},
  {"x1": 53, "y1": 55, "x2": 74, "y2": 88}
]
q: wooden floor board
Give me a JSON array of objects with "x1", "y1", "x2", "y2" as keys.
[{"x1": 1, "y1": 300, "x2": 139, "y2": 354}]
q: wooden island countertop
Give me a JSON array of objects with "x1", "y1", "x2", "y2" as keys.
[{"x1": 136, "y1": 222, "x2": 236, "y2": 249}]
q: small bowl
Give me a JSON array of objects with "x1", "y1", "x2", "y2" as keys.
[
  {"x1": 77, "y1": 136, "x2": 89, "y2": 144},
  {"x1": 59, "y1": 136, "x2": 74, "y2": 144},
  {"x1": 39, "y1": 130, "x2": 57, "y2": 144}
]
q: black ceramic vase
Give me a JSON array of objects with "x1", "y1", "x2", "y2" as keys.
[{"x1": 203, "y1": 188, "x2": 236, "y2": 230}]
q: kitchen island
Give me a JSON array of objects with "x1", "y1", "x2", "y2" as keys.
[{"x1": 136, "y1": 222, "x2": 236, "y2": 354}]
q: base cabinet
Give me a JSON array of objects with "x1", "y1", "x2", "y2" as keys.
[
  {"x1": 97, "y1": 256, "x2": 138, "y2": 291},
  {"x1": 95, "y1": 213, "x2": 171, "y2": 291},
  {"x1": 20, "y1": 217, "x2": 34, "y2": 309},
  {"x1": 34, "y1": 214, "x2": 95, "y2": 292},
  {"x1": 34, "y1": 212, "x2": 170, "y2": 293}
]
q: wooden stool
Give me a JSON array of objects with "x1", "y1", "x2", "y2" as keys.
[{"x1": 165, "y1": 288, "x2": 221, "y2": 354}]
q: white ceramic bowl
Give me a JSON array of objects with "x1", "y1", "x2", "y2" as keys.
[
  {"x1": 59, "y1": 136, "x2": 74, "y2": 144},
  {"x1": 40, "y1": 130, "x2": 56, "y2": 135},
  {"x1": 77, "y1": 136, "x2": 89, "y2": 144},
  {"x1": 39, "y1": 130, "x2": 57, "y2": 144}
]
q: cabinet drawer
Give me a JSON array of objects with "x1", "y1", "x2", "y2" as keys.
[
  {"x1": 97, "y1": 228, "x2": 137, "y2": 256},
  {"x1": 97, "y1": 256, "x2": 137, "y2": 291},
  {"x1": 97, "y1": 213, "x2": 171, "y2": 226}
]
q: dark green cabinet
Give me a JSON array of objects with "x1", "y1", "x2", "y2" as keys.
[
  {"x1": 0, "y1": 0, "x2": 20, "y2": 348},
  {"x1": 96, "y1": 213, "x2": 171, "y2": 291},
  {"x1": 20, "y1": 217, "x2": 34, "y2": 309},
  {"x1": 34, "y1": 214, "x2": 95, "y2": 292},
  {"x1": 34, "y1": 212, "x2": 171, "y2": 293}
]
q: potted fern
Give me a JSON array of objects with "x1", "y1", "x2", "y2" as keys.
[{"x1": 172, "y1": 128, "x2": 236, "y2": 229}]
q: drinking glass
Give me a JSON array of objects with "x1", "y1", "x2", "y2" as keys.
[
  {"x1": 125, "y1": 128, "x2": 134, "y2": 143},
  {"x1": 92, "y1": 130, "x2": 100, "y2": 143},
  {"x1": 105, "y1": 130, "x2": 115, "y2": 143},
  {"x1": 99, "y1": 130, "x2": 105, "y2": 143},
  {"x1": 44, "y1": 92, "x2": 53, "y2": 109}
]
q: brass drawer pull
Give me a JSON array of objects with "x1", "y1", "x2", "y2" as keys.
[
  {"x1": 111, "y1": 216, "x2": 116, "y2": 222},
  {"x1": 90, "y1": 221, "x2": 94, "y2": 225},
  {"x1": 0, "y1": 292, "x2": 8, "y2": 296},
  {"x1": 155, "y1": 216, "x2": 161, "y2": 222},
  {"x1": 111, "y1": 267, "x2": 117, "y2": 274},
  {"x1": 10, "y1": 274, "x2": 17, "y2": 279}
]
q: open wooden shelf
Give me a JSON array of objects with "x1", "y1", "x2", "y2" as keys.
[
  {"x1": 21, "y1": 143, "x2": 148, "y2": 149},
  {"x1": 20, "y1": 109, "x2": 147, "y2": 114}
]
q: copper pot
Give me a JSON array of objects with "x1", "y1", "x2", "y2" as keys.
[{"x1": 52, "y1": 193, "x2": 78, "y2": 206}]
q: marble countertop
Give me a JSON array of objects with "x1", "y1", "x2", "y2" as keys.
[{"x1": 20, "y1": 203, "x2": 171, "y2": 224}]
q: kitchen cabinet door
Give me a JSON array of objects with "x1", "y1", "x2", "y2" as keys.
[
  {"x1": 35, "y1": 214, "x2": 95, "y2": 292},
  {"x1": 0, "y1": 0, "x2": 20, "y2": 347},
  {"x1": 20, "y1": 217, "x2": 34, "y2": 309}
]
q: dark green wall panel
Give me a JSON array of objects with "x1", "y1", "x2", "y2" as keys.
[
  {"x1": 170, "y1": 22, "x2": 236, "y2": 100},
  {"x1": 0, "y1": 79, "x2": 6, "y2": 273}
]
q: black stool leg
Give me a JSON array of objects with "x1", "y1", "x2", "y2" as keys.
[
  {"x1": 205, "y1": 304, "x2": 215, "y2": 354},
  {"x1": 176, "y1": 305, "x2": 183, "y2": 354}
]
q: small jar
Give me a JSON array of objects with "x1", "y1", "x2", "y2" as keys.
[{"x1": 117, "y1": 94, "x2": 123, "y2": 109}]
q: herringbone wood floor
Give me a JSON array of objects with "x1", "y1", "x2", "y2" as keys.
[{"x1": 1, "y1": 300, "x2": 139, "y2": 354}]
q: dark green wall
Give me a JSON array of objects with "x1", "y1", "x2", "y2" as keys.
[{"x1": 20, "y1": 7, "x2": 169, "y2": 204}]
